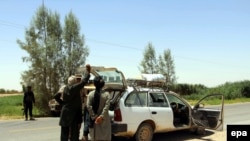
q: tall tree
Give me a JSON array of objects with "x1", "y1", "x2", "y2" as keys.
[
  {"x1": 158, "y1": 49, "x2": 176, "y2": 84},
  {"x1": 62, "y1": 11, "x2": 89, "y2": 81},
  {"x1": 17, "y1": 6, "x2": 88, "y2": 113},
  {"x1": 17, "y1": 6, "x2": 57, "y2": 111},
  {"x1": 140, "y1": 42, "x2": 158, "y2": 74}
]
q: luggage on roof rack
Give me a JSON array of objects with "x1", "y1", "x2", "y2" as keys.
[{"x1": 127, "y1": 79, "x2": 168, "y2": 91}]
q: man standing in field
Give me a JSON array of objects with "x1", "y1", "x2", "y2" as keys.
[{"x1": 23, "y1": 85, "x2": 35, "y2": 121}]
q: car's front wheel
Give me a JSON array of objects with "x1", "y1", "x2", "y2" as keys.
[{"x1": 134, "y1": 123, "x2": 153, "y2": 141}]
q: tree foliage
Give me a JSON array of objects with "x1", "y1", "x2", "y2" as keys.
[
  {"x1": 17, "y1": 5, "x2": 89, "y2": 114},
  {"x1": 139, "y1": 42, "x2": 176, "y2": 85},
  {"x1": 177, "y1": 80, "x2": 250, "y2": 100},
  {"x1": 62, "y1": 11, "x2": 89, "y2": 80},
  {"x1": 158, "y1": 49, "x2": 176, "y2": 85},
  {"x1": 242, "y1": 86, "x2": 250, "y2": 98},
  {"x1": 140, "y1": 42, "x2": 157, "y2": 74}
]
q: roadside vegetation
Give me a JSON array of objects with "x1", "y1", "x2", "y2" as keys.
[
  {"x1": 0, "y1": 95, "x2": 41, "y2": 119},
  {"x1": 172, "y1": 80, "x2": 250, "y2": 99},
  {"x1": 0, "y1": 88, "x2": 20, "y2": 94},
  {"x1": 171, "y1": 80, "x2": 250, "y2": 105},
  {"x1": 1, "y1": 80, "x2": 250, "y2": 119}
]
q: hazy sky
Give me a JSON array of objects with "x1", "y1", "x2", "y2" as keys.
[{"x1": 0, "y1": 0, "x2": 249, "y2": 90}]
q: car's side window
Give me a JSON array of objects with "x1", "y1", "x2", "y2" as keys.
[
  {"x1": 125, "y1": 92, "x2": 147, "y2": 107},
  {"x1": 149, "y1": 92, "x2": 169, "y2": 107}
]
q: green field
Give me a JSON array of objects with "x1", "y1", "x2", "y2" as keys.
[
  {"x1": 0, "y1": 95, "x2": 40, "y2": 119},
  {"x1": 187, "y1": 97, "x2": 250, "y2": 105},
  {"x1": 1, "y1": 94, "x2": 250, "y2": 120}
]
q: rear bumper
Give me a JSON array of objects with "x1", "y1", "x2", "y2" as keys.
[
  {"x1": 112, "y1": 123, "x2": 127, "y2": 133},
  {"x1": 49, "y1": 104, "x2": 62, "y2": 112}
]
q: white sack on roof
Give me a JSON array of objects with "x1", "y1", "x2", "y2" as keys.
[{"x1": 141, "y1": 74, "x2": 165, "y2": 81}]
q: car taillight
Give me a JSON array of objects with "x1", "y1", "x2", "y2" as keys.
[{"x1": 114, "y1": 108, "x2": 122, "y2": 121}]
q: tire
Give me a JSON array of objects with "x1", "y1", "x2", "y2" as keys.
[
  {"x1": 134, "y1": 123, "x2": 153, "y2": 141},
  {"x1": 190, "y1": 126, "x2": 206, "y2": 135},
  {"x1": 196, "y1": 126, "x2": 206, "y2": 135},
  {"x1": 51, "y1": 111, "x2": 60, "y2": 117}
]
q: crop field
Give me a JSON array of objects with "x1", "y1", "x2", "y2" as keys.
[{"x1": 0, "y1": 94, "x2": 39, "y2": 119}]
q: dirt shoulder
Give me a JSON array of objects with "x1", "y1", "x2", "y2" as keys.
[
  {"x1": 152, "y1": 129, "x2": 226, "y2": 141},
  {"x1": 186, "y1": 130, "x2": 226, "y2": 141},
  {"x1": 0, "y1": 93, "x2": 22, "y2": 97}
]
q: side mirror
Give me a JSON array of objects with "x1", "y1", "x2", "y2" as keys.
[
  {"x1": 199, "y1": 103, "x2": 205, "y2": 108},
  {"x1": 194, "y1": 103, "x2": 204, "y2": 109}
]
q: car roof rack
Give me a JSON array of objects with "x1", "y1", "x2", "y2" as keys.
[{"x1": 127, "y1": 79, "x2": 168, "y2": 92}]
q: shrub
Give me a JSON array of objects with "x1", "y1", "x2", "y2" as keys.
[{"x1": 242, "y1": 86, "x2": 250, "y2": 98}]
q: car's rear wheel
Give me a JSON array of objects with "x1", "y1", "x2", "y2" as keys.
[{"x1": 134, "y1": 123, "x2": 153, "y2": 141}]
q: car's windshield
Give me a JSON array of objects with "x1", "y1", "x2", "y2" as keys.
[
  {"x1": 82, "y1": 66, "x2": 128, "y2": 90},
  {"x1": 96, "y1": 69, "x2": 124, "y2": 84},
  {"x1": 96, "y1": 69, "x2": 125, "y2": 85},
  {"x1": 166, "y1": 94, "x2": 186, "y2": 105}
]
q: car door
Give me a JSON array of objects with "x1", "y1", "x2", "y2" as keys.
[
  {"x1": 148, "y1": 92, "x2": 174, "y2": 131},
  {"x1": 192, "y1": 94, "x2": 224, "y2": 131},
  {"x1": 121, "y1": 91, "x2": 152, "y2": 131}
]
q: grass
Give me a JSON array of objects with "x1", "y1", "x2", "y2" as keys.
[
  {"x1": 187, "y1": 97, "x2": 250, "y2": 106},
  {"x1": 0, "y1": 94, "x2": 40, "y2": 119},
  {"x1": 1, "y1": 94, "x2": 250, "y2": 120},
  {"x1": 223, "y1": 97, "x2": 250, "y2": 104}
]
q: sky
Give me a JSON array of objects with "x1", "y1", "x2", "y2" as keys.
[{"x1": 0, "y1": 0, "x2": 250, "y2": 91}]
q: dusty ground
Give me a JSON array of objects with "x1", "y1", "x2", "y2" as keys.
[
  {"x1": 114, "y1": 130, "x2": 227, "y2": 141},
  {"x1": 152, "y1": 130, "x2": 227, "y2": 141},
  {"x1": 0, "y1": 93, "x2": 22, "y2": 97},
  {"x1": 186, "y1": 130, "x2": 226, "y2": 141}
]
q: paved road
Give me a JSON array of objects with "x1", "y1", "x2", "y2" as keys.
[
  {"x1": 1, "y1": 102, "x2": 250, "y2": 141},
  {"x1": 0, "y1": 117, "x2": 60, "y2": 141}
]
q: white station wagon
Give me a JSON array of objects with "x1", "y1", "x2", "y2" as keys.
[{"x1": 79, "y1": 67, "x2": 224, "y2": 141}]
